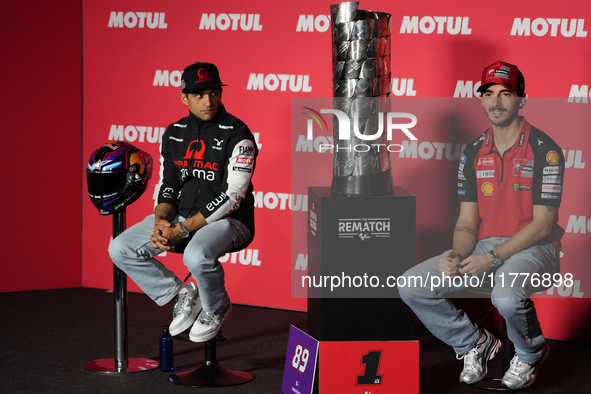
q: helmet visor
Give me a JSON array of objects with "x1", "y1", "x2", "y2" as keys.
[{"x1": 87, "y1": 172, "x2": 128, "y2": 196}]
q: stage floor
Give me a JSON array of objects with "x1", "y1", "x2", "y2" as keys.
[{"x1": 0, "y1": 288, "x2": 588, "y2": 393}]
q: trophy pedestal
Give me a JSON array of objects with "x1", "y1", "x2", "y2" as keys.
[{"x1": 307, "y1": 186, "x2": 416, "y2": 341}]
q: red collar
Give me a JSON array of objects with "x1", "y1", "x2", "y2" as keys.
[{"x1": 483, "y1": 117, "x2": 531, "y2": 157}]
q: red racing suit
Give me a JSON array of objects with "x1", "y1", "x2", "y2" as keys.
[{"x1": 457, "y1": 117, "x2": 565, "y2": 248}]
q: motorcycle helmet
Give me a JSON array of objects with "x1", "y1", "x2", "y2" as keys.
[{"x1": 87, "y1": 141, "x2": 153, "y2": 215}]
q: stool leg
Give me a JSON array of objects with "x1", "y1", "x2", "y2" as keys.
[
  {"x1": 502, "y1": 319, "x2": 514, "y2": 373},
  {"x1": 502, "y1": 319, "x2": 517, "y2": 394},
  {"x1": 204, "y1": 340, "x2": 216, "y2": 367}
]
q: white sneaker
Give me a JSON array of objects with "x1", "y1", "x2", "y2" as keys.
[
  {"x1": 458, "y1": 329, "x2": 502, "y2": 384},
  {"x1": 189, "y1": 293, "x2": 232, "y2": 342},
  {"x1": 502, "y1": 344, "x2": 549, "y2": 389},
  {"x1": 169, "y1": 282, "x2": 202, "y2": 336}
]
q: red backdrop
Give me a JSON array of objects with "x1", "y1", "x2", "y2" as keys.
[{"x1": 80, "y1": 0, "x2": 591, "y2": 341}]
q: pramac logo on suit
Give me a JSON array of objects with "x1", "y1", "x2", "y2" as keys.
[{"x1": 174, "y1": 140, "x2": 219, "y2": 178}]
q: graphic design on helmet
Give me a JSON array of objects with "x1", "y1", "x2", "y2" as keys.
[{"x1": 86, "y1": 141, "x2": 153, "y2": 215}]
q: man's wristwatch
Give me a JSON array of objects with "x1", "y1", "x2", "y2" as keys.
[
  {"x1": 489, "y1": 250, "x2": 503, "y2": 268},
  {"x1": 177, "y1": 222, "x2": 190, "y2": 239}
]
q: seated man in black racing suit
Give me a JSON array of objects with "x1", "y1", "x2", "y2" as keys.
[{"x1": 109, "y1": 62, "x2": 258, "y2": 342}]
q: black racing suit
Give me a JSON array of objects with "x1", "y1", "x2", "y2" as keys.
[{"x1": 157, "y1": 103, "x2": 257, "y2": 236}]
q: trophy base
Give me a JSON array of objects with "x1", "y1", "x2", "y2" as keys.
[
  {"x1": 331, "y1": 170, "x2": 392, "y2": 195},
  {"x1": 307, "y1": 186, "x2": 416, "y2": 341}
]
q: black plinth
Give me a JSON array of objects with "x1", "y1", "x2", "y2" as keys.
[{"x1": 307, "y1": 186, "x2": 416, "y2": 341}]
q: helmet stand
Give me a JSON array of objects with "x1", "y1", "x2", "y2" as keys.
[{"x1": 84, "y1": 209, "x2": 159, "y2": 374}]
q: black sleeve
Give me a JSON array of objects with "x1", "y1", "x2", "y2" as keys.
[
  {"x1": 458, "y1": 135, "x2": 482, "y2": 203},
  {"x1": 530, "y1": 127, "x2": 564, "y2": 207},
  {"x1": 157, "y1": 126, "x2": 181, "y2": 209}
]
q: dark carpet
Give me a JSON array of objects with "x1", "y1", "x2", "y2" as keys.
[{"x1": 0, "y1": 288, "x2": 588, "y2": 393}]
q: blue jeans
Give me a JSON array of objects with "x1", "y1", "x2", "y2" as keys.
[
  {"x1": 399, "y1": 237, "x2": 559, "y2": 364},
  {"x1": 108, "y1": 214, "x2": 251, "y2": 311}
]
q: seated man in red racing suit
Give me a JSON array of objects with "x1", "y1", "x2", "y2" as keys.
[{"x1": 400, "y1": 60, "x2": 564, "y2": 390}]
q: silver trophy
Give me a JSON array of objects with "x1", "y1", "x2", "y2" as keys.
[{"x1": 330, "y1": 2, "x2": 392, "y2": 195}]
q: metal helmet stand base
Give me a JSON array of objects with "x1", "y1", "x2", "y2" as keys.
[
  {"x1": 84, "y1": 210, "x2": 159, "y2": 374},
  {"x1": 83, "y1": 357, "x2": 159, "y2": 374},
  {"x1": 169, "y1": 333, "x2": 254, "y2": 387}
]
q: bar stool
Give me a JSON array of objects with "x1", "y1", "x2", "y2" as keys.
[
  {"x1": 169, "y1": 330, "x2": 254, "y2": 387},
  {"x1": 462, "y1": 287, "x2": 528, "y2": 393},
  {"x1": 167, "y1": 233, "x2": 255, "y2": 387}
]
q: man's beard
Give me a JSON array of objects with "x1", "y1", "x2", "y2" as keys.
[{"x1": 488, "y1": 107, "x2": 517, "y2": 128}]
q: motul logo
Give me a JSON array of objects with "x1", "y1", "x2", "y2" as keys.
[
  {"x1": 295, "y1": 135, "x2": 334, "y2": 154},
  {"x1": 108, "y1": 12, "x2": 168, "y2": 29},
  {"x1": 453, "y1": 80, "x2": 482, "y2": 98},
  {"x1": 253, "y1": 192, "x2": 308, "y2": 211},
  {"x1": 400, "y1": 16, "x2": 472, "y2": 35},
  {"x1": 564, "y1": 150, "x2": 586, "y2": 169},
  {"x1": 219, "y1": 248, "x2": 261, "y2": 266},
  {"x1": 153, "y1": 70, "x2": 182, "y2": 87},
  {"x1": 247, "y1": 74, "x2": 312, "y2": 92},
  {"x1": 199, "y1": 13, "x2": 262, "y2": 31},
  {"x1": 398, "y1": 140, "x2": 467, "y2": 161},
  {"x1": 391, "y1": 78, "x2": 417, "y2": 96},
  {"x1": 296, "y1": 15, "x2": 331, "y2": 32},
  {"x1": 566, "y1": 216, "x2": 591, "y2": 234},
  {"x1": 510, "y1": 18, "x2": 587, "y2": 37},
  {"x1": 294, "y1": 254, "x2": 307, "y2": 270},
  {"x1": 568, "y1": 85, "x2": 591, "y2": 103},
  {"x1": 108, "y1": 125, "x2": 166, "y2": 144},
  {"x1": 236, "y1": 157, "x2": 253, "y2": 164}
]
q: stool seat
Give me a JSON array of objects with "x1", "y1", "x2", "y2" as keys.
[{"x1": 169, "y1": 332, "x2": 254, "y2": 387}]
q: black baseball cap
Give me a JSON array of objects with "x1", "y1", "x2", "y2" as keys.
[{"x1": 181, "y1": 62, "x2": 226, "y2": 93}]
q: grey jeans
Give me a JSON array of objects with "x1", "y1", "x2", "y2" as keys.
[
  {"x1": 108, "y1": 214, "x2": 251, "y2": 311},
  {"x1": 399, "y1": 237, "x2": 559, "y2": 364}
]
